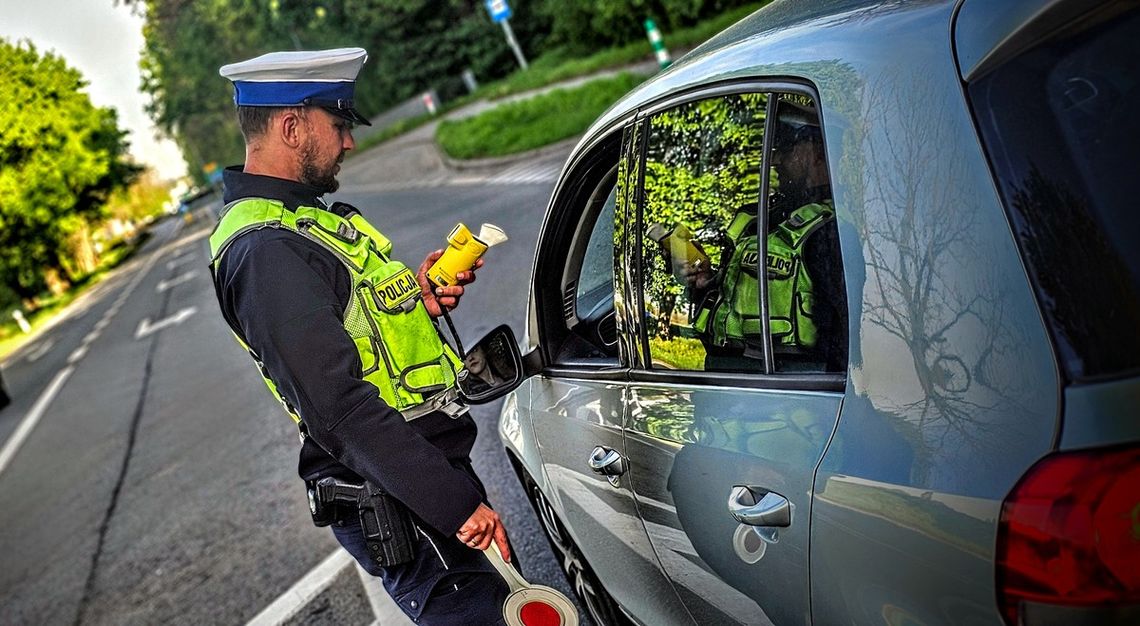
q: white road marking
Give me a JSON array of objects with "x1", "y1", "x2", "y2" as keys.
[
  {"x1": 134, "y1": 307, "x2": 198, "y2": 339},
  {"x1": 166, "y1": 256, "x2": 192, "y2": 270},
  {"x1": 83, "y1": 330, "x2": 101, "y2": 345},
  {"x1": 25, "y1": 340, "x2": 54, "y2": 363},
  {"x1": 345, "y1": 162, "x2": 561, "y2": 193},
  {"x1": 156, "y1": 271, "x2": 198, "y2": 293},
  {"x1": 246, "y1": 549, "x2": 353, "y2": 626},
  {"x1": 487, "y1": 161, "x2": 560, "y2": 185},
  {"x1": 0, "y1": 217, "x2": 191, "y2": 480},
  {"x1": 0, "y1": 367, "x2": 74, "y2": 479},
  {"x1": 67, "y1": 346, "x2": 88, "y2": 364},
  {"x1": 447, "y1": 175, "x2": 485, "y2": 185}
]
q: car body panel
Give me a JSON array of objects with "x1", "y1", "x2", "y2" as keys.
[
  {"x1": 527, "y1": 376, "x2": 693, "y2": 624},
  {"x1": 806, "y1": 2, "x2": 1061, "y2": 624},
  {"x1": 625, "y1": 384, "x2": 841, "y2": 625},
  {"x1": 953, "y1": 0, "x2": 1079, "y2": 81},
  {"x1": 1059, "y1": 378, "x2": 1140, "y2": 451},
  {"x1": 498, "y1": 380, "x2": 543, "y2": 490}
]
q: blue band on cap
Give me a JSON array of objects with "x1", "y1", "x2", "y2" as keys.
[{"x1": 233, "y1": 81, "x2": 355, "y2": 107}]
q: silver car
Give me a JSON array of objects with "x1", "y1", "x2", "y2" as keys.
[{"x1": 464, "y1": 0, "x2": 1140, "y2": 624}]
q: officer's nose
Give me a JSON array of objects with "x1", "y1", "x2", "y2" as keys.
[{"x1": 343, "y1": 131, "x2": 356, "y2": 152}]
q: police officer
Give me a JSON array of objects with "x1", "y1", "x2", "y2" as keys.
[
  {"x1": 210, "y1": 48, "x2": 512, "y2": 624},
  {"x1": 686, "y1": 101, "x2": 841, "y2": 369}
]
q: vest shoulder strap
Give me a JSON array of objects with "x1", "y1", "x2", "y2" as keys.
[
  {"x1": 726, "y1": 210, "x2": 757, "y2": 242},
  {"x1": 209, "y1": 198, "x2": 382, "y2": 272},
  {"x1": 209, "y1": 198, "x2": 297, "y2": 262},
  {"x1": 776, "y1": 201, "x2": 834, "y2": 250}
]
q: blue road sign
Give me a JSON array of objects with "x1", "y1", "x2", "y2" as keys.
[{"x1": 485, "y1": 0, "x2": 512, "y2": 23}]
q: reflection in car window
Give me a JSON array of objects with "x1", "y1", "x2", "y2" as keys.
[
  {"x1": 641, "y1": 93, "x2": 768, "y2": 372},
  {"x1": 767, "y1": 95, "x2": 846, "y2": 373},
  {"x1": 639, "y1": 92, "x2": 846, "y2": 374}
]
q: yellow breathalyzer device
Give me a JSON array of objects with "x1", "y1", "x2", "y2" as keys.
[
  {"x1": 427, "y1": 223, "x2": 508, "y2": 287},
  {"x1": 647, "y1": 222, "x2": 710, "y2": 277}
]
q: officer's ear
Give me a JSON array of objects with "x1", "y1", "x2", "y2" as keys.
[{"x1": 277, "y1": 108, "x2": 308, "y2": 149}]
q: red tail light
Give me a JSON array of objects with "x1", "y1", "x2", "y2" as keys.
[{"x1": 996, "y1": 445, "x2": 1140, "y2": 624}]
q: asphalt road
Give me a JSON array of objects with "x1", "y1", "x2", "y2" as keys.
[{"x1": 0, "y1": 137, "x2": 574, "y2": 624}]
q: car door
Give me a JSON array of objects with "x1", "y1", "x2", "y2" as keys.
[
  {"x1": 620, "y1": 88, "x2": 847, "y2": 625},
  {"x1": 526, "y1": 123, "x2": 693, "y2": 625}
]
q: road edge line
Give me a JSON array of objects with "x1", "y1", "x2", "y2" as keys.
[
  {"x1": 246, "y1": 549, "x2": 353, "y2": 626},
  {"x1": 355, "y1": 562, "x2": 414, "y2": 625},
  {"x1": 0, "y1": 366, "x2": 74, "y2": 478}
]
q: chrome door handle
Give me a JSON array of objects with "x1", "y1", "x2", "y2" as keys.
[
  {"x1": 588, "y1": 446, "x2": 626, "y2": 477},
  {"x1": 728, "y1": 486, "x2": 793, "y2": 527}
]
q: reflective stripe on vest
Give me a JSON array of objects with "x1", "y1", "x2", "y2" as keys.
[{"x1": 209, "y1": 198, "x2": 464, "y2": 425}]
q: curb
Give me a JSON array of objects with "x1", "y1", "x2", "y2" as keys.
[{"x1": 438, "y1": 135, "x2": 581, "y2": 172}]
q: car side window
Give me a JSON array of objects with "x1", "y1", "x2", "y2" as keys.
[
  {"x1": 576, "y1": 176, "x2": 617, "y2": 317},
  {"x1": 536, "y1": 134, "x2": 624, "y2": 367},
  {"x1": 637, "y1": 91, "x2": 846, "y2": 374}
]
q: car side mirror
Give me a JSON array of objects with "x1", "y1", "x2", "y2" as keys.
[{"x1": 458, "y1": 324, "x2": 526, "y2": 404}]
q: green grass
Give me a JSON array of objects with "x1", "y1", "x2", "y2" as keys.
[
  {"x1": 435, "y1": 73, "x2": 645, "y2": 159},
  {"x1": 477, "y1": 3, "x2": 767, "y2": 100},
  {"x1": 350, "y1": 2, "x2": 767, "y2": 157},
  {"x1": 649, "y1": 335, "x2": 707, "y2": 371},
  {"x1": 0, "y1": 233, "x2": 149, "y2": 360}
]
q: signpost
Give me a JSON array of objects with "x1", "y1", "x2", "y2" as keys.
[
  {"x1": 644, "y1": 19, "x2": 672, "y2": 69},
  {"x1": 203, "y1": 161, "x2": 223, "y2": 186},
  {"x1": 485, "y1": 0, "x2": 528, "y2": 70}
]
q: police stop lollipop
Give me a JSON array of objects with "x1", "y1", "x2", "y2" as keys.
[{"x1": 485, "y1": 543, "x2": 579, "y2": 626}]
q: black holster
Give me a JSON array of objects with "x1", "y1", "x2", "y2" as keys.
[
  {"x1": 358, "y1": 482, "x2": 417, "y2": 567},
  {"x1": 307, "y1": 477, "x2": 417, "y2": 567}
]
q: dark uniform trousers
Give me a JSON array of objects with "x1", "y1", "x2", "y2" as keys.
[{"x1": 332, "y1": 466, "x2": 514, "y2": 625}]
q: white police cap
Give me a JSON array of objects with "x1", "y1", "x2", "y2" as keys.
[{"x1": 219, "y1": 48, "x2": 371, "y2": 126}]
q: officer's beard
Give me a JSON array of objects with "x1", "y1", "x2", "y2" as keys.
[
  {"x1": 300, "y1": 139, "x2": 341, "y2": 194},
  {"x1": 771, "y1": 177, "x2": 806, "y2": 219}
]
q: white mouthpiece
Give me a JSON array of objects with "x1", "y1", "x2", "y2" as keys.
[{"x1": 479, "y1": 224, "x2": 509, "y2": 247}]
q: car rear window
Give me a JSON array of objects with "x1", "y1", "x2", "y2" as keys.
[{"x1": 967, "y1": 6, "x2": 1140, "y2": 383}]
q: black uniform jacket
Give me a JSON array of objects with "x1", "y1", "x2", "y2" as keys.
[{"x1": 213, "y1": 167, "x2": 483, "y2": 536}]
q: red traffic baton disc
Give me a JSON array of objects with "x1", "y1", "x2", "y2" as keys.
[{"x1": 485, "y1": 543, "x2": 579, "y2": 626}]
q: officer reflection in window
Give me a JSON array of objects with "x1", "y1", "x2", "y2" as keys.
[{"x1": 677, "y1": 100, "x2": 844, "y2": 372}]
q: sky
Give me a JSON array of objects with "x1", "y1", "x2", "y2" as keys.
[{"x1": 1, "y1": 0, "x2": 188, "y2": 180}]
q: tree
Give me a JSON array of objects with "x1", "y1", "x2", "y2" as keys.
[
  {"x1": 105, "y1": 170, "x2": 173, "y2": 227},
  {"x1": 122, "y1": 0, "x2": 753, "y2": 178},
  {"x1": 0, "y1": 39, "x2": 141, "y2": 300},
  {"x1": 536, "y1": 0, "x2": 752, "y2": 52},
  {"x1": 133, "y1": 0, "x2": 255, "y2": 181}
]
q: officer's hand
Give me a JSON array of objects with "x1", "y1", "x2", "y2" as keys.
[
  {"x1": 456, "y1": 503, "x2": 511, "y2": 562},
  {"x1": 416, "y1": 250, "x2": 484, "y2": 318},
  {"x1": 680, "y1": 261, "x2": 714, "y2": 290}
]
